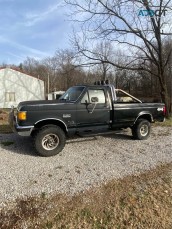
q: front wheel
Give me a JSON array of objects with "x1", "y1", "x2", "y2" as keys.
[
  {"x1": 34, "y1": 125, "x2": 66, "y2": 157},
  {"x1": 132, "y1": 119, "x2": 151, "y2": 140}
]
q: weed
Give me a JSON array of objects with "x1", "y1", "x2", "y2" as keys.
[
  {"x1": 45, "y1": 221, "x2": 53, "y2": 229},
  {"x1": 1, "y1": 141, "x2": 14, "y2": 146},
  {"x1": 55, "y1": 212, "x2": 64, "y2": 221},
  {"x1": 41, "y1": 192, "x2": 46, "y2": 199}
]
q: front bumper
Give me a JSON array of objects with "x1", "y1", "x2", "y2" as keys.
[{"x1": 8, "y1": 108, "x2": 34, "y2": 136}]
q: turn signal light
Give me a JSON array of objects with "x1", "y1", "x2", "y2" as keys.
[{"x1": 17, "y1": 111, "x2": 27, "y2": 120}]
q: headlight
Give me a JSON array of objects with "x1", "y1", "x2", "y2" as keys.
[{"x1": 17, "y1": 111, "x2": 27, "y2": 120}]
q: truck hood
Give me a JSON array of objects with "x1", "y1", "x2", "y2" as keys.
[{"x1": 18, "y1": 100, "x2": 74, "y2": 111}]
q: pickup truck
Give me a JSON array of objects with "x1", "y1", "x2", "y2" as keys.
[{"x1": 9, "y1": 82, "x2": 166, "y2": 156}]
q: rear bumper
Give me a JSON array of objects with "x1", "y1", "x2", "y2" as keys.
[{"x1": 8, "y1": 108, "x2": 34, "y2": 136}]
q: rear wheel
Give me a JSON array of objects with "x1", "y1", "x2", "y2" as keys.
[
  {"x1": 34, "y1": 125, "x2": 66, "y2": 157},
  {"x1": 132, "y1": 119, "x2": 151, "y2": 140}
]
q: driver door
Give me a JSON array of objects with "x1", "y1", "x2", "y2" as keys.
[{"x1": 76, "y1": 88, "x2": 110, "y2": 128}]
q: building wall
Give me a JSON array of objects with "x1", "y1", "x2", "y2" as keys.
[{"x1": 0, "y1": 68, "x2": 45, "y2": 108}]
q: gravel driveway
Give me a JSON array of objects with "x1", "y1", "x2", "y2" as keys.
[{"x1": 0, "y1": 126, "x2": 171, "y2": 207}]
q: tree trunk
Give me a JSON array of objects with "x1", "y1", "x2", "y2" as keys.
[{"x1": 159, "y1": 76, "x2": 170, "y2": 117}]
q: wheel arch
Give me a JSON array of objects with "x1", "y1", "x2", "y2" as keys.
[
  {"x1": 134, "y1": 112, "x2": 153, "y2": 124},
  {"x1": 33, "y1": 118, "x2": 68, "y2": 134}
]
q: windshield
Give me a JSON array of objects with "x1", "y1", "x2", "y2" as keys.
[{"x1": 59, "y1": 86, "x2": 85, "y2": 102}]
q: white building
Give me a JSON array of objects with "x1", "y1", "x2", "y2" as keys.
[
  {"x1": 0, "y1": 67, "x2": 45, "y2": 108},
  {"x1": 48, "y1": 91, "x2": 65, "y2": 100}
]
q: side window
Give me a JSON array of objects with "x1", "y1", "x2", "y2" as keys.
[
  {"x1": 81, "y1": 92, "x2": 89, "y2": 104},
  {"x1": 88, "y1": 89, "x2": 105, "y2": 104}
]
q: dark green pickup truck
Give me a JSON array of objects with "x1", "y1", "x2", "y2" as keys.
[{"x1": 9, "y1": 82, "x2": 166, "y2": 156}]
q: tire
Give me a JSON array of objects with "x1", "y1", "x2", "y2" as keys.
[
  {"x1": 34, "y1": 125, "x2": 66, "y2": 157},
  {"x1": 132, "y1": 119, "x2": 151, "y2": 140}
]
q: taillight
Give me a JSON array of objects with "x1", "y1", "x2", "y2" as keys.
[{"x1": 163, "y1": 106, "x2": 166, "y2": 116}]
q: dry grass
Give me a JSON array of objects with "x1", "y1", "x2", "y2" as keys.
[
  {"x1": 0, "y1": 163, "x2": 171, "y2": 229},
  {"x1": 0, "y1": 124, "x2": 12, "y2": 133},
  {"x1": 0, "y1": 109, "x2": 9, "y2": 123},
  {"x1": 153, "y1": 117, "x2": 172, "y2": 127},
  {"x1": 0, "y1": 109, "x2": 12, "y2": 133}
]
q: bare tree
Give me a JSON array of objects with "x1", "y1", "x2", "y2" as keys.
[
  {"x1": 43, "y1": 49, "x2": 88, "y2": 91},
  {"x1": 22, "y1": 57, "x2": 50, "y2": 92},
  {"x1": 163, "y1": 38, "x2": 172, "y2": 112},
  {"x1": 65, "y1": 0, "x2": 172, "y2": 116},
  {"x1": 22, "y1": 57, "x2": 40, "y2": 75},
  {"x1": 53, "y1": 49, "x2": 78, "y2": 89},
  {"x1": 92, "y1": 41, "x2": 113, "y2": 81},
  {"x1": 21, "y1": 49, "x2": 89, "y2": 93}
]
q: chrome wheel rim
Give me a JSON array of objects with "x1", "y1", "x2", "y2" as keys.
[
  {"x1": 140, "y1": 124, "x2": 149, "y2": 136},
  {"x1": 42, "y1": 134, "x2": 59, "y2": 150}
]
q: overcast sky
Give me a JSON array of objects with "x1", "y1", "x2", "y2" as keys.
[{"x1": 0, "y1": 0, "x2": 72, "y2": 65}]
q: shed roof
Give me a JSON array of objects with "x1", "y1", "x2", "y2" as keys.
[{"x1": 0, "y1": 67, "x2": 44, "y2": 82}]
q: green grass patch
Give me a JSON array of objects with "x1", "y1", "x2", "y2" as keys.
[
  {"x1": 153, "y1": 117, "x2": 172, "y2": 127},
  {"x1": 0, "y1": 141, "x2": 14, "y2": 146},
  {"x1": 0, "y1": 163, "x2": 171, "y2": 229}
]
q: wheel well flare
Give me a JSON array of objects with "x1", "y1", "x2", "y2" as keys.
[
  {"x1": 34, "y1": 119, "x2": 67, "y2": 133},
  {"x1": 137, "y1": 114, "x2": 152, "y2": 123}
]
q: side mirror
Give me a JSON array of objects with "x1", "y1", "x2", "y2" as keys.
[{"x1": 91, "y1": 97, "x2": 99, "y2": 103}]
